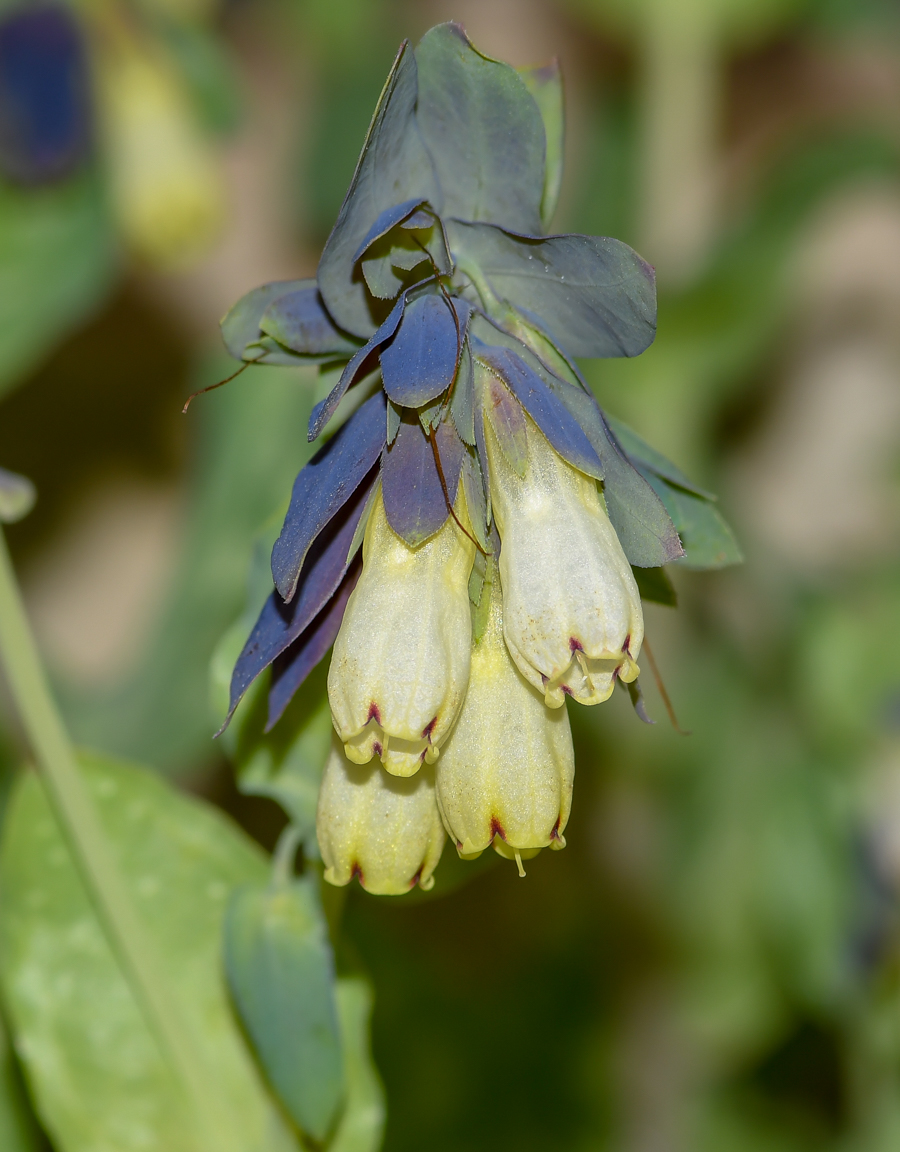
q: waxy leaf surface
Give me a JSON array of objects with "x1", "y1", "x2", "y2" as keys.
[
  {"x1": 318, "y1": 43, "x2": 438, "y2": 337},
  {"x1": 607, "y1": 415, "x2": 715, "y2": 499},
  {"x1": 224, "y1": 879, "x2": 343, "y2": 1142},
  {"x1": 308, "y1": 294, "x2": 406, "y2": 441},
  {"x1": 352, "y1": 197, "x2": 430, "y2": 262},
  {"x1": 415, "y1": 23, "x2": 545, "y2": 235},
  {"x1": 274, "y1": 391, "x2": 386, "y2": 601},
  {"x1": 259, "y1": 284, "x2": 359, "y2": 361},
  {"x1": 518, "y1": 60, "x2": 564, "y2": 229},
  {"x1": 228, "y1": 477, "x2": 375, "y2": 725},
  {"x1": 381, "y1": 295, "x2": 467, "y2": 407},
  {"x1": 447, "y1": 220, "x2": 657, "y2": 358},
  {"x1": 382, "y1": 414, "x2": 464, "y2": 546},
  {"x1": 221, "y1": 279, "x2": 317, "y2": 363},
  {"x1": 268, "y1": 568, "x2": 359, "y2": 729},
  {"x1": 644, "y1": 475, "x2": 743, "y2": 570}
]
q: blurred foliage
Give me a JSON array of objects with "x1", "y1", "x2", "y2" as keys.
[{"x1": 0, "y1": 0, "x2": 899, "y2": 1150}]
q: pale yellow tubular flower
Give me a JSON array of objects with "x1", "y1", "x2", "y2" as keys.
[
  {"x1": 327, "y1": 490, "x2": 476, "y2": 778},
  {"x1": 435, "y1": 579, "x2": 574, "y2": 870},
  {"x1": 93, "y1": 39, "x2": 225, "y2": 268},
  {"x1": 317, "y1": 736, "x2": 445, "y2": 895},
  {"x1": 485, "y1": 410, "x2": 643, "y2": 708}
]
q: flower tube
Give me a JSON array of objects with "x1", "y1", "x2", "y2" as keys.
[
  {"x1": 485, "y1": 407, "x2": 643, "y2": 707},
  {"x1": 328, "y1": 490, "x2": 476, "y2": 777},
  {"x1": 435, "y1": 579, "x2": 574, "y2": 870},
  {"x1": 317, "y1": 736, "x2": 445, "y2": 894}
]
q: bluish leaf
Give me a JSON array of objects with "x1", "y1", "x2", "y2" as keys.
[
  {"x1": 308, "y1": 295, "x2": 405, "y2": 441},
  {"x1": 447, "y1": 220, "x2": 656, "y2": 358},
  {"x1": 517, "y1": 60, "x2": 564, "y2": 230},
  {"x1": 274, "y1": 391, "x2": 385, "y2": 601},
  {"x1": 259, "y1": 284, "x2": 360, "y2": 360},
  {"x1": 224, "y1": 879, "x2": 343, "y2": 1143},
  {"x1": 361, "y1": 216, "x2": 452, "y2": 300},
  {"x1": 318, "y1": 42, "x2": 439, "y2": 337},
  {"x1": 226, "y1": 476, "x2": 375, "y2": 726},
  {"x1": 415, "y1": 23, "x2": 545, "y2": 235},
  {"x1": 461, "y1": 446, "x2": 488, "y2": 552},
  {"x1": 477, "y1": 345, "x2": 604, "y2": 480},
  {"x1": 606, "y1": 415, "x2": 715, "y2": 499},
  {"x1": 382, "y1": 414, "x2": 464, "y2": 546},
  {"x1": 268, "y1": 568, "x2": 359, "y2": 729},
  {"x1": 386, "y1": 399, "x2": 401, "y2": 445},
  {"x1": 381, "y1": 295, "x2": 466, "y2": 408},
  {"x1": 221, "y1": 280, "x2": 315, "y2": 362},
  {"x1": 472, "y1": 359, "x2": 492, "y2": 529},
  {"x1": 352, "y1": 197, "x2": 430, "y2": 262}
]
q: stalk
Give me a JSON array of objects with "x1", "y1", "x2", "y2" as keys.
[{"x1": 0, "y1": 528, "x2": 242, "y2": 1152}]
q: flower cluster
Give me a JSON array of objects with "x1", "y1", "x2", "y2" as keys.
[{"x1": 222, "y1": 24, "x2": 738, "y2": 894}]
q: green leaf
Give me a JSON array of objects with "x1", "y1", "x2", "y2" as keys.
[
  {"x1": 0, "y1": 754, "x2": 300, "y2": 1152},
  {"x1": 518, "y1": 60, "x2": 565, "y2": 229},
  {"x1": 0, "y1": 469, "x2": 35, "y2": 524},
  {"x1": 0, "y1": 1014, "x2": 40, "y2": 1152},
  {"x1": 415, "y1": 23, "x2": 546, "y2": 235},
  {"x1": 606, "y1": 415, "x2": 715, "y2": 499},
  {"x1": 633, "y1": 565, "x2": 677, "y2": 606},
  {"x1": 318, "y1": 42, "x2": 439, "y2": 338},
  {"x1": 221, "y1": 280, "x2": 358, "y2": 365},
  {"x1": 0, "y1": 172, "x2": 116, "y2": 400},
  {"x1": 224, "y1": 879, "x2": 343, "y2": 1142},
  {"x1": 329, "y1": 978, "x2": 386, "y2": 1152},
  {"x1": 644, "y1": 475, "x2": 743, "y2": 569}
]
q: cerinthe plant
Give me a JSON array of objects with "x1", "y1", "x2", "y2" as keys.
[{"x1": 220, "y1": 22, "x2": 739, "y2": 892}]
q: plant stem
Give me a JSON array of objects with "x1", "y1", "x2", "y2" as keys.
[{"x1": 0, "y1": 529, "x2": 243, "y2": 1152}]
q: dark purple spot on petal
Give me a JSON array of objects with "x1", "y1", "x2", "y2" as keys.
[
  {"x1": 561, "y1": 684, "x2": 574, "y2": 697},
  {"x1": 569, "y1": 636, "x2": 584, "y2": 652},
  {"x1": 372, "y1": 742, "x2": 383, "y2": 758},
  {"x1": 351, "y1": 862, "x2": 364, "y2": 884},
  {"x1": 367, "y1": 701, "x2": 382, "y2": 725},
  {"x1": 623, "y1": 633, "x2": 631, "y2": 656},
  {"x1": 409, "y1": 866, "x2": 423, "y2": 889},
  {"x1": 550, "y1": 815, "x2": 562, "y2": 840},
  {"x1": 490, "y1": 816, "x2": 506, "y2": 842},
  {"x1": 422, "y1": 715, "x2": 438, "y2": 741}
]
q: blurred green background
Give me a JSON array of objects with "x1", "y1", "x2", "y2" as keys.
[{"x1": 2, "y1": 0, "x2": 900, "y2": 1149}]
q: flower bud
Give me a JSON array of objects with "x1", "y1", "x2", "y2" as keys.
[
  {"x1": 435, "y1": 582, "x2": 574, "y2": 867},
  {"x1": 486, "y1": 411, "x2": 643, "y2": 707},
  {"x1": 95, "y1": 41, "x2": 225, "y2": 267},
  {"x1": 317, "y1": 737, "x2": 445, "y2": 894},
  {"x1": 328, "y1": 490, "x2": 476, "y2": 777}
]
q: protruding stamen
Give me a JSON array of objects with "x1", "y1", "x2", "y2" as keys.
[{"x1": 514, "y1": 851, "x2": 526, "y2": 878}]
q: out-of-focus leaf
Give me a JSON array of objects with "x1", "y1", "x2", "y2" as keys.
[
  {"x1": 518, "y1": 60, "x2": 564, "y2": 229},
  {"x1": 0, "y1": 468, "x2": 35, "y2": 523},
  {"x1": 318, "y1": 42, "x2": 438, "y2": 337},
  {"x1": 644, "y1": 475, "x2": 743, "y2": 569},
  {"x1": 163, "y1": 23, "x2": 241, "y2": 136},
  {"x1": 448, "y1": 219, "x2": 656, "y2": 358},
  {"x1": 0, "y1": 1014, "x2": 40, "y2": 1152},
  {"x1": 381, "y1": 295, "x2": 464, "y2": 408},
  {"x1": 381, "y1": 413, "x2": 463, "y2": 547},
  {"x1": 259, "y1": 284, "x2": 360, "y2": 360},
  {"x1": 633, "y1": 565, "x2": 677, "y2": 606},
  {"x1": 274, "y1": 391, "x2": 385, "y2": 600},
  {"x1": 0, "y1": 754, "x2": 299, "y2": 1152},
  {"x1": 224, "y1": 878, "x2": 343, "y2": 1142},
  {"x1": 0, "y1": 172, "x2": 116, "y2": 399},
  {"x1": 329, "y1": 978, "x2": 386, "y2": 1152},
  {"x1": 415, "y1": 23, "x2": 545, "y2": 235}
]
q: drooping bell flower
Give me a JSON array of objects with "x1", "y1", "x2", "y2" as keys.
[
  {"x1": 317, "y1": 736, "x2": 445, "y2": 894},
  {"x1": 328, "y1": 487, "x2": 476, "y2": 777},
  {"x1": 435, "y1": 577, "x2": 574, "y2": 873},
  {"x1": 484, "y1": 389, "x2": 643, "y2": 707},
  {"x1": 219, "y1": 23, "x2": 740, "y2": 896}
]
